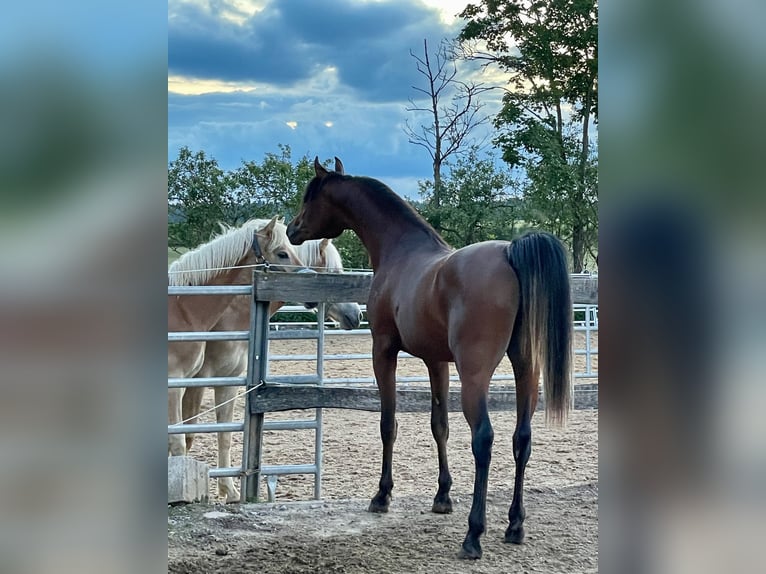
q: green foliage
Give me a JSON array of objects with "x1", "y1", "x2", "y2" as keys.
[
  {"x1": 231, "y1": 144, "x2": 314, "y2": 223},
  {"x1": 168, "y1": 145, "x2": 316, "y2": 250},
  {"x1": 168, "y1": 147, "x2": 236, "y2": 249},
  {"x1": 331, "y1": 230, "x2": 370, "y2": 270},
  {"x1": 167, "y1": 146, "x2": 374, "y2": 269},
  {"x1": 418, "y1": 148, "x2": 529, "y2": 248},
  {"x1": 459, "y1": 0, "x2": 598, "y2": 270}
]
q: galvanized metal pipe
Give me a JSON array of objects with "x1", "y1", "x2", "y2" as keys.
[
  {"x1": 168, "y1": 285, "x2": 252, "y2": 295},
  {"x1": 168, "y1": 331, "x2": 249, "y2": 342},
  {"x1": 167, "y1": 422, "x2": 243, "y2": 434},
  {"x1": 167, "y1": 376, "x2": 246, "y2": 388},
  {"x1": 263, "y1": 419, "x2": 319, "y2": 431}
]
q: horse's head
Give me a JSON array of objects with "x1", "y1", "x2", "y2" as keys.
[
  {"x1": 296, "y1": 237, "x2": 363, "y2": 330},
  {"x1": 287, "y1": 157, "x2": 346, "y2": 244},
  {"x1": 249, "y1": 216, "x2": 305, "y2": 271}
]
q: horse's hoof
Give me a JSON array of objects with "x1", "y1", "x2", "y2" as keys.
[
  {"x1": 367, "y1": 499, "x2": 390, "y2": 513},
  {"x1": 224, "y1": 492, "x2": 240, "y2": 504},
  {"x1": 457, "y1": 541, "x2": 482, "y2": 560},
  {"x1": 504, "y1": 525, "x2": 525, "y2": 544},
  {"x1": 367, "y1": 503, "x2": 389, "y2": 513},
  {"x1": 431, "y1": 498, "x2": 453, "y2": 514}
]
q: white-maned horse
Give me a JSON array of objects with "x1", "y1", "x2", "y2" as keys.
[
  {"x1": 182, "y1": 237, "x2": 362, "y2": 502},
  {"x1": 168, "y1": 217, "x2": 304, "y2": 457}
]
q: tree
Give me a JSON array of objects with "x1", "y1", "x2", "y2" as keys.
[
  {"x1": 459, "y1": 0, "x2": 598, "y2": 271},
  {"x1": 167, "y1": 146, "x2": 371, "y2": 269},
  {"x1": 168, "y1": 146, "x2": 234, "y2": 250},
  {"x1": 418, "y1": 148, "x2": 527, "y2": 248},
  {"x1": 404, "y1": 39, "x2": 493, "y2": 220},
  {"x1": 231, "y1": 144, "x2": 314, "y2": 223}
]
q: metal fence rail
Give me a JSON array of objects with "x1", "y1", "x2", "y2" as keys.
[{"x1": 168, "y1": 272, "x2": 598, "y2": 503}]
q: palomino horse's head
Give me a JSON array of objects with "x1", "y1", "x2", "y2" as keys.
[
  {"x1": 287, "y1": 157, "x2": 346, "y2": 244},
  {"x1": 169, "y1": 216, "x2": 304, "y2": 287},
  {"x1": 296, "y1": 237, "x2": 363, "y2": 330},
  {"x1": 247, "y1": 216, "x2": 304, "y2": 272}
]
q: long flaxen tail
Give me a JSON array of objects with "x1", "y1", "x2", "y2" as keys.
[{"x1": 507, "y1": 232, "x2": 573, "y2": 425}]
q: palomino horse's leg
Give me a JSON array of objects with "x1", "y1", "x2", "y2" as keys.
[
  {"x1": 168, "y1": 388, "x2": 186, "y2": 456},
  {"x1": 368, "y1": 335, "x2": 399, "y2": 513},
  {"x1": 426, "y1": 360, "x2": 453, "y2": 513},
  {"x1": 505, "y1": 343, "x2": 540, "y2": 544},
  {"x1": 215, "y1": 386, "x2": 240, "y2": 503},
  {"x1": 181, "y1": 387, "x2": 204, "y2": 452}
]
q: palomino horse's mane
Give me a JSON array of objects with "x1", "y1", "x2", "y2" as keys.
[
  {"x1": 168, "y1": 218, "x2": 288, "y2": 286},
  {"x1": 295, "y1": 239, "x2": 344, "y2": 272}
]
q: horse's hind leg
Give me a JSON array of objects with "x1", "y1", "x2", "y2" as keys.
[
  {"x1": 215, "y1": 386, "x2": 241, "y2": 503},
  {"x1": 456, "y1": 368, "x2": 494, "y2": 560},
  {"x1": 368, "y1": 335, "x2": 399, "y2": 513},
  {"x1": 426, "y1": 360, "x2": 452, "y2": 513},
  {"x1": 505, "y1": 342, "x2": 540, "y2": 544}
]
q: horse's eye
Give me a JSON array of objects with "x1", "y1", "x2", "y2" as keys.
[{"x1": 277, "y1": 251, "x2": 290, "y2": 259}]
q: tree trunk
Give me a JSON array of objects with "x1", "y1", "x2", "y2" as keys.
[
  {"x1": 572, "y1": 221, "x2": 586, "y2": 273},
  {"x1": 571, "y1": 74, "x2": 595, "y2": 273}
]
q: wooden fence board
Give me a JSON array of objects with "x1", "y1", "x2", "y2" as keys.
[
  {"x1": 253, "y1": 271, "x2": 597, "y2": 305},
  {"x1": 251, "y1": 383, "x2": 598, "y2": 414}
]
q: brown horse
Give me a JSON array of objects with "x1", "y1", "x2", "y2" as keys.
[{"x1": 286, "y1": 158, "x2": 573, "y2": 559}]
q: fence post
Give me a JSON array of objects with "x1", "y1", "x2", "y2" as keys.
[{"x1": 242, "y1": 280, "x2": 270, "y2": 502}]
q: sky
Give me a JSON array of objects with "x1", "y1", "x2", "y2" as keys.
[{"x1": 168, "y1": 0, "x2": 504, "y2": 199}]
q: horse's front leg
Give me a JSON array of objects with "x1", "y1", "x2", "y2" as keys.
[
  {"x1": 181, "y1": 386, "x2": 204, "y2": 452},
  {"x1": 368, "y1": 335, "x2": 399, "y2": 513},
  {"x1": 168, "y1": 388, "x2": 186, "y2": 456},
  {"x1": 426, "y1": 360, "x2": 453, "y2": 514}
]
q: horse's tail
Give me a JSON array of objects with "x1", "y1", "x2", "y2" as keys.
[{"x1": 507, "y1": 232, "x2": 572, "y2": 425}]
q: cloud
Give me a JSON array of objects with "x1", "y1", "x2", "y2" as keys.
[
  {"x1": 168, "y1": 0, "x2": 459, "y2": 102},
  {"x1": 167, "y1": 0, "x2": 504, "y2": 200}
]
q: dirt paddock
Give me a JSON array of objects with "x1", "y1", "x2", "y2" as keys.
[{"x1": 168, "y1": 333, "x2": 598, "y2": 573}]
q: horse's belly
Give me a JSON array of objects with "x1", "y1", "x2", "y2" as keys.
[{"x1": 399, "y1": 330, "x2": 453, "y2": 363}]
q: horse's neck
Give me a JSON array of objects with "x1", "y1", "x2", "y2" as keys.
[
  {"x1": 172, "y1": 266, "x2": 252, "y2": 332},
  {"x1": 342, "y1": 189, "x2": 446, "y2": 270}
]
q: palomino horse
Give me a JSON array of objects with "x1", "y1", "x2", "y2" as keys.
[
  {"x1": 168, "y1": 216, "x2": 304, "y2": 457},
  {"x1": 287, "y1": 158, "x2": 572, "y2": 559},
  {"x1": 181, "y1": 237, "x2": 362, "y2": 502}
]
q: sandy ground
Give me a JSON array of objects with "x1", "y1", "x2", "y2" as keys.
[{"x1": 169, "y1": 332, "x2": 598, "y2": 573}]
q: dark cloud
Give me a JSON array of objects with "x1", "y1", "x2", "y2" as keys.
[{"x1": 169, "y1": 0, "x2": 457, "y2": 102}]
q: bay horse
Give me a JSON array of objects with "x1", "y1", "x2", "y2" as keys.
[
  {"x1": 181, "y1": 237, "x2": 362, "y2": 502},
  {"x1": 168, "y1": 216, "x2": 304, "y2": 457},
  {"x1": 286, "y1": 158, "x2": 572, "y2": 559}
]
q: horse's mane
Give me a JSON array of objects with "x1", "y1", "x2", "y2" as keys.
[
  {"x1": 168, "y1": 218, "x2": 287, "y2": 286},
  {"x1": 319, "y1": 174, "x2": 449, "y2": 249},
  {"x1": 295, "y1": 239, "x2": 345, "y2": 272}
]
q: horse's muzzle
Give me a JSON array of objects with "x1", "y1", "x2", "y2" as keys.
[{"x1": 286, "y1": 221, "x2": 305, "y2": 244}]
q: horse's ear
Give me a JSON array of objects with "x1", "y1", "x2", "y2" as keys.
[
  {"x1": 314, "y1": 156, "x2": 329, "y2": 177},
  {"x1": 319, "y1": 238, "x2": 331, "y2": 252},
  {"x1": 334, "y1": 157, "x2": 344, "y2": 174},
  {"x1": 262, "y1": 215, "x2": 278, "y2": 236}
]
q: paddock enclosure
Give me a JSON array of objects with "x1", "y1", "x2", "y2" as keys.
[{"x1": 168, "y1": 271, "x2": 598, "y2": 573}]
